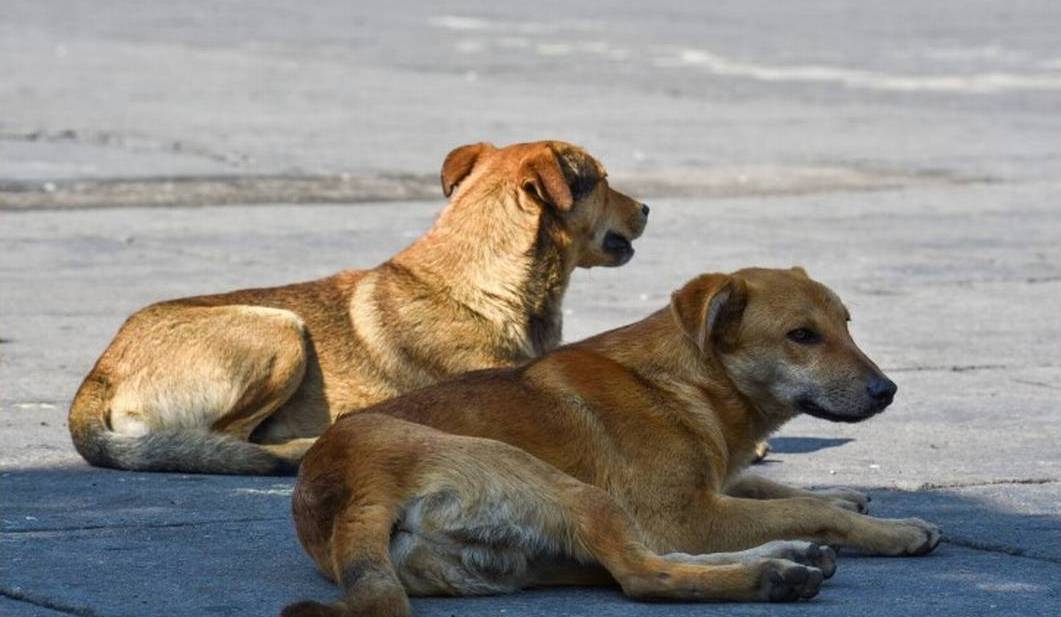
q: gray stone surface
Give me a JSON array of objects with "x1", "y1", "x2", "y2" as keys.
[
  {"x1": 3, "y1": 0, "x2": 1061, "y2": 191},
  {"x1": 2, "y1": 2, "x2": 1060, "y2": 616}
]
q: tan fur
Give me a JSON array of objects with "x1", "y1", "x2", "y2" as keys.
[
  {"x1": 68, "y1": 141, "x2": 648, "y2": 474},
  {"x1": 285, "y1": 268, "x2": 940, "y2": 614}
]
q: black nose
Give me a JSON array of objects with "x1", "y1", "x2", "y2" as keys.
[
  {"x1": 866, "y1": 376, "x2": 897, "y2": 406},
  {"x1": 641, "y1": 203, "x2": 650, "y2": 216}
]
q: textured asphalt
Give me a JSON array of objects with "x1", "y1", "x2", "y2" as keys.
[{"x1": 2, "y1": 2, "x2": 1059, "y2": 616}]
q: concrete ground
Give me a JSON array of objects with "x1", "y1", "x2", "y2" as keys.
[{"x1": 2, "y1": 2, "x2": 1059, "y2": 616}]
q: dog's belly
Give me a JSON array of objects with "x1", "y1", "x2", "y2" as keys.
[{"x1": 386, "y1": 474, "x2": 572, "y2": 597}]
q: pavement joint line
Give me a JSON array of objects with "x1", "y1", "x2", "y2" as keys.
[
  {"x1": 922, "y1": 276, "x2": 1061, "y2": 289},
  {"x1": 941, "y1": 537, "x2": 1061, "y2": 566},
  {"x1": 1024, "y1": 275, "x2": 1061, "y2": 284},
  {"x1": 885, "y1": 362, "x2": 1061, "y2": 373},
  {"x1": 916, "y1": 478, "x2": 1058, "y2": 490},
  {"x1": 1011, "y1": 378, "x2": 1061, "y2": 391},
  {"x1": 0, "y1": 127, "x2": 248, "y2": 166},
  {"x1": 0, "y1": 168, "x2": 997, "y2": 212},
  {"x1": 0, "y1": 586, "x2": 106, "y2": 617},
  {"x1": 1, "y1": 515, "x2": 290, "y2": 535}
]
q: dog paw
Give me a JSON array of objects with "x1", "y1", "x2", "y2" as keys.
[
  {"x1": 753, "y1": 541, "x2": 837, "y2": 579},
  {"x1": 812, "y1": 487, "x2": 870, "y2": 514},
  {"x1": 752, "y1": 440, "x2": 771, "y2": 463},
  {"x1": 882, "y1": 517, "x2": 943, "y2": 556},
  {"x1": 757, "y1": 559, "x2": 824, "y2": 602}
]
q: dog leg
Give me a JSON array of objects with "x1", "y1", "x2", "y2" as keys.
[
  {"x1": 104, "y1": 305, "x2": 308, "y2": 441},
  {"x1": 726, "y1": 474, "x2": 870, "y2": 514},
  {"x1": 662, "y1": 540, "x2": 837, "y2": 579},
  {"x1": 283, "y1": 503, "x2": 410, "y2": 617},
  {"x1": 387, "y1": 460, "x2": 823, "y2": 603},
  {"x1": 563, "y1": 484, "x2": 823, "y2": 601},
  {"x1": 701, "y1": 495, "x2": 941, "y2": 556},
  {"x1": 751, "y1": 440, "x2": 771, "y2": 463}
]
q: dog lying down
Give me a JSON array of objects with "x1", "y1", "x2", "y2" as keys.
[
  {"x1": 283, "y1": 267, "x2": 940, "y2": 616},
  {"x1": 67, "y1": 140, "x2": 648, "y2": 475}
]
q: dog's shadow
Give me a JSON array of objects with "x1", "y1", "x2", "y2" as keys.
[{"x1": 768, "y1": 436, "x2": 854, "y2": 454}]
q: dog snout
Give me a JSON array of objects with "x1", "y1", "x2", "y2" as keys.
[
  {"x1": 866, "y1": 375, "x2": 897, "y2": 408},
  {"x1": 641, "y1": 203, "x2": 650, "y2": 217}
]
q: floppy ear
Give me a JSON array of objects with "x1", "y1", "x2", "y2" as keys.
[
  {"x1": 670, "y1": 273, "x2": 748, "y2": 353},
  {"x1": 520, "y1": 148, "x2": 574, "y2": 211},
  {"x1": 441, "y1": 142, "x2": 494, "y2": 197}
]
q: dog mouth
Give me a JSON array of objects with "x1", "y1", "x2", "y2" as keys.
[
  {"x1": 602, "y1": 231, "x2": 634, "y2": 263},
  {"x1": 797, "y1": 397, "x2": 878, "y2": 423}
]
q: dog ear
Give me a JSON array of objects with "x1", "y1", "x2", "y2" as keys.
[
  {"x1": 441, "y1": 142, "x2": 494, "y2": 197},
  {"x1": 790, "y1": 266, "x2": 810, "y2": 278},
  {"x1": 520, "y1": 148, "x2": 574, "y2": 211},
  {"x1": 670, "y1": 274, "x2": 748, "y2": 353}
]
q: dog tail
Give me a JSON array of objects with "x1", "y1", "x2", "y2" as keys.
[{"x1": 68, "y1": 372, "x2": 295, "y2": 475}]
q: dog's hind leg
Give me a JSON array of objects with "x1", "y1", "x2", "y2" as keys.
[
  {"x1": 558, "y1": 482, "x2": 824, "y2": 602},
  {"x1": 72, "y1": 304, "x2": 310, "y2": 474},
  {"x1": 661, "y1": 540, "x2": 837, "y2": 579},
  {"x1": 402, "y1": 441, "x2": 826, "y2": 603},
  {"x1": 283, "y1": 503, "x2": 410, "y2": 617}
]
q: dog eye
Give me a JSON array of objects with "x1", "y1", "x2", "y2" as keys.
[{"x1": 787, "y1": 328, "x2": 821, "y2": 344}]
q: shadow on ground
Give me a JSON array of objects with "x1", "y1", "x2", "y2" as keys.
[
  {"x1": 766, "y1": 437, "x2": 855, "y2": 455},
  {"x1": 2, "y1": 466, "x2": 1058, "y2": 617}
]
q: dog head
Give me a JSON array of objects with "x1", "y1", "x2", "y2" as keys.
[
  {"x1": 440, "y1": 141, "x2": 648, "y2": 268},
  {"x1": 671, "y1": 267, "x2": 897, "y2": 423}
]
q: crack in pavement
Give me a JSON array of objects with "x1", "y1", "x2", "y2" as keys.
[
  {"x1": 869, "y1": 481, "x2": 1061, "y2": 565},
  {"x1": 909, "y1": 275, "x2": 1061, "y2": 289},
  {"x1": 1, "y1": 515, "x2": 289, "y2": 536},
  {"x1": 1012, "y1": 378, "x2": 1061, "y2": 391},
  {"x1": 942, "y1": 536, "x2": 1061, "y2": 566},
  {"x1": 1024, "y1": 275, "x2": 1061, "y2": 284},
  {"x1": 885, "y1": 362, "x2": 1061, "y2": 374},
  {"x1": 917, "y1": 478, "x2": 1058, "y2": 490},
  {"x1": 0, "y1": 586, "x2": 105, "y2": 617},
  {"x1": 0, "y1": 127, "x2": 248, "y2": 167}
]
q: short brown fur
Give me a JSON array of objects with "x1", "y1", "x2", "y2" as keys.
[
  {"x1": 285, "y1": 267, "x2": 940, "y2": 615},
  {"x1": 68, "y1": 141, "x2": 647, "y2": 474}
]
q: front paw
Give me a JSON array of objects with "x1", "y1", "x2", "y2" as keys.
[
  {"x1": 752, "y1": 440, "x2": 770, "y2": 463},
  {"x1": 751, "y1": 540, "x2": 837, "y2": 579},
  {"x1": 880, "y1": 517, "x2": 942, "y2": 556},
  {"x1": 756, "y1": 559, "x2": 824, "y2": 602},
  {"x1": 812, "y1": 487, "x2": 870, "y2": 514}
]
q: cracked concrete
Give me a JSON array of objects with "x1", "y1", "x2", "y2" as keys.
[{"x1": 2, "y1": 1, "x2": 1060, "y2": 616}]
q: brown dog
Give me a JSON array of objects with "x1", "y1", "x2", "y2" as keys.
[
  {"x1": 67, "y1": 141, "x2": 648, "y2": 474},
  {"x1": 285, "y1": 267, "x2": 941, "y2": 615}
]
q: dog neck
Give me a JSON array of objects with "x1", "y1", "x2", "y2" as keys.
[
  {"x1": 582, "y1": 309, "x2": 783, "y2": 465},
  {"x1": 390, "y1": 191, "x2": 573, "y2": 361}
]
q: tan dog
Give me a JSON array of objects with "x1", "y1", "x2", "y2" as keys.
[
  {"x1": 285, "y1": 267, "x2": 941, "y2": 615},
  {"x1": 67, "y1": 141, "x2": 648, "y2": 474}
]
